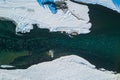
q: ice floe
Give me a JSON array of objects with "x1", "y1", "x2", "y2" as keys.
[{"x1": 0, "y1": 65, "x2": 14, "y2": 68}]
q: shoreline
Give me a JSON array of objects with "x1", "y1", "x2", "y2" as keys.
[{"x1": 0, "y1": 55, "x2": 120, "y2": 80}]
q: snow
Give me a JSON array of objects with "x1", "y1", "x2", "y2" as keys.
[
  {"x1": 0, "y1": 0, "x2": 120, "y2": 35},
  {"x1": 0, "y1": 0, "x2": 91, "y2": 35},
  {"x1": 0, "y1": 55, "x2": 120, "y2": 80},
  {"x1": 74, "y1": 0, "x2": 120, "y2": 13},
  {"x1": 0, "y1": 0, "x2": 120, "y2": 79},
  {"x1": 0, "y1": 65, "x2": 14, "y2": 68}
]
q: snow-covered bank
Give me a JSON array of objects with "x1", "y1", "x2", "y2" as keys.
[
  {"x1": 0, "y1": 55, "x2": 120, "y2": 80},
  {"x1": 0, "y1": 0, "x2": 91, "y2": 35},
  {"x1": 74, "y1": 0, "x2": 120, "y2": 13}
]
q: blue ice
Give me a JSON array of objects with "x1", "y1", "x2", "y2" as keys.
[
  {"x1": 112, "y1": 0, "x2": 120, "y2": 10},
  {"x1": 37, "y1": 0, "x2": 57, "y2": 14}
]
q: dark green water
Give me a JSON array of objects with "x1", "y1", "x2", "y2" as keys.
[{"x1": 0, "y1": 4, "x2": 120, "y2": 72}]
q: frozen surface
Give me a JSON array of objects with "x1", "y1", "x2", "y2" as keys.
[
  {"x1": 75, "y1": 0, "x2": 120, "y2": 13},
  {"x1": 0, "y1": 0, "x2": 120, "y2": 35},
  {"x1": 0, "y1": 55, "x2": 120, "y2": 80},
  {"x1": 0, "y1": 0, "x2": 91, "y2": 35},
  {"x1": 0, "y1": 65, "x2": 14, "y2": 68}
]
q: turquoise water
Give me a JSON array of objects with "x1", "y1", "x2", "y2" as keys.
[{"x1": 0, "y1": 4, "x2": 120, "y2": 72}]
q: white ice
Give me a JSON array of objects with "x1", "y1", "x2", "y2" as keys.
[
  {"x1": 0, "y1": 55, "x2": 120, "y2": 80},
  {"x1": 74, "y1": 0, "x2": 120, "y2": 13},
  {"x1": 0, "y1": 65, "x2": 14, "y2": 68},
  {"x1": 0, "y1": 0, "x2": 91, "y2": 35}
]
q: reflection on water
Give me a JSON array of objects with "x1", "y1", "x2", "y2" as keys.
[{"x1": 0, "y1": 4, "x2": 120, "y2": 72}]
